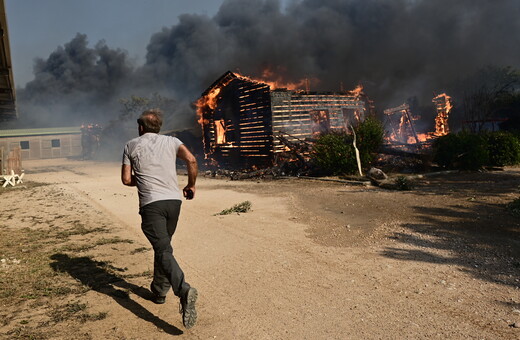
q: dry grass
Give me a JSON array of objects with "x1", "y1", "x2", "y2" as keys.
[
  {"x1": 0, "y1": 227, "x2": 87, "y2": 303},
  {"x1": 0, "y1": 184, "x2": 131, "y2": 339},
  {"x1": 94, "y1": 237, "x2": 134, "y2": 246},
  {"x1": 47, "y1": 301, "x2": 107, "y2": 324},
  {"x1": 130, "y1": 246, "x2": 149, "y2": 255},
  {"x1": 0, "y1": 181, "x2": 48, "y2": 195},
  {"x1": 123, "y1": 269, "x2": 153, "y2": 279}
]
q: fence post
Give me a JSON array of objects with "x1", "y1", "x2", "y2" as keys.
[{"x1": 7, "y1": 146, "x2": 22, "y2": 174}]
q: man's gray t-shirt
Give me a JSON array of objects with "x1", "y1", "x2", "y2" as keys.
[{"x1": 122, "y1": 133, "x2": 183, "y2": 207}]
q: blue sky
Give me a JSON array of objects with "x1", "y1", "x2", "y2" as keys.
[{"x1": 5, "y1": 0, "x2": 233, "y2": 87}]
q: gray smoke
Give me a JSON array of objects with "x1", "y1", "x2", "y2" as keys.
[
  {"x1": 16, "y1": 33, "x2": 134, "y2": 127},
  {"x1": 14, "y1": 0, "x2": 520, "y2": 129}
]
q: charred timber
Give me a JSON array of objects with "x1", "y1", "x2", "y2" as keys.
[{"x1": 379, "y1": 144, "x2": 432, "y2": 158}]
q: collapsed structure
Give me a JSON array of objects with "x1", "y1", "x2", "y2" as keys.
[
  {"x1": 383, "y1": 103, "x2": 420, "y2": 144},
  {"x1": 197, "y1": 71, "x2": 374, "y2": 169},
  {"x1": 383, "y1": 93, "x2": 453, "y2": 145}
]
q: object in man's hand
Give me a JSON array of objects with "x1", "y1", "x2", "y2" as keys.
[{"x1": 185, "y1": 189, "x2": 194, "y2": 200}]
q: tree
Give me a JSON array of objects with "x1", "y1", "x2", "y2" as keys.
[
  {"x1": 497, "y1": 92, "x2": 520, "y2": 132},
  {"x1": 96, "y1": 94, "x2": 177, "y2": 160},
  {"x1": 462, "y1": 66, "x2": 520, "y2": 132},
  {"x1": 117, "y1": 93, "x2": 176, "y2": 126}
]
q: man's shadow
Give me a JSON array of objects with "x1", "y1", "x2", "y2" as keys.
[{"x1": 49, "y1": 253, "x2": 183, "y2": 336}]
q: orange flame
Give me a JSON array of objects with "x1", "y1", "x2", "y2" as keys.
[
  {"x1": 235, "y1": 72, "x2": 308, "y2": 91},
  {"x1": 215, "y1": 119, "x2": 226, "y2": 144},
  {"x1": 196, "y1": 70, "x2": 314, "y2": 127},
  {"x1": 349, "y1": 84, "x2": 364, "y2": 97},
  {"x1": 196, "y1": 77, "x2": 235, "y2": 126},
  {"x1": 432, "y1": 93, "x2": 452, "y2": 137}
]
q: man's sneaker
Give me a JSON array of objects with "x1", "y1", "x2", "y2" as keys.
[
  {"x1": 180, "y1": 287, "x2": 198, "y2": 329},
  {"x1": 150, "y1": 283, "x2": 166, "y2": 304}
]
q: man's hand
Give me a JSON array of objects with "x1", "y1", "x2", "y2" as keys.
[{"x1": 183, "y1": 186, "x2": 195, "y2": 200}]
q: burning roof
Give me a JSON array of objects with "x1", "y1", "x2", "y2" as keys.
[{"x1": 197, "y1": 71, "x2": 374, "y2": 170}]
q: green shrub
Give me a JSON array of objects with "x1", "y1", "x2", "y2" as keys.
[
  {"x1": 355, "y1": 116, "x2": 385, "y2": 165},
  {"x1": 433, "y1": 132, "x2": 489, "y2": 170},
  {"x1": 484, "y1": 131, "x2": 520, "y2": 166},
  {"x1": 311, "y1": 117, "x2": 385, "y2": 176},
  {"x1": 432, "y1": 133, "x2": 461, "y2": 168},
  {"x1": 434, "y1": 131, "x2": 520, "y2": 169},
  {"x1": 311, "y1": 132, "x2": 357, "y2": 175}
]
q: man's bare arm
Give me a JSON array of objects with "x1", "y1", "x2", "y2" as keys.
[
  {"x1": 121, "y1": 164, "x2": 136, "y2": 186},
  {"x1": 177, "y1": 144, "x2": 198, "y2": 199}
]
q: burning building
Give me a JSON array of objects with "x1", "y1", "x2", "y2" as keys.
[
  {"x1": 384, "y1": 93, "x2": 453, "y2": 145},
  {"x1": 197, "y1": 71, "x2": 374, "y2": 169},
  {"x1": 432, "y1": 93, "x2": 452, "y2": 137},
  {"x1": 383, "y1": 103, "x2": 421, "y2": 144}
]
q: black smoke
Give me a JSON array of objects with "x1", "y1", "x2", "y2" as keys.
[{"x1": 14, "y1": 0, "x2": 520, "y2": 129}]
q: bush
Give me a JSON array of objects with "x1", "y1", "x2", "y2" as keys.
[
  {"x1": 355, "y1": 116, "x2": 385, "y2": 165},
  {"x1": 311, "y1": 132, "x2": 357, "y2": 175},
  {"x1": 434, "y1": 131, "x2": 520, "y2": 170},
  {"x1": 311, "y1": 117, "x2": 385, "y2": 175},
  {"x1": 484, "y1": 131, "x2": 520, "y2": 166},
  {"x1": 432, "y1": 133, "x2": 460, "y2": 168},
  {"x1": 433, "y1": 132, "x2": 489, "y2": 170}
]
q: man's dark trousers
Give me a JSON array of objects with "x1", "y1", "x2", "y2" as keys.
[{"x1": 139, "y1": 199, "x2": 190, "y2": 298}]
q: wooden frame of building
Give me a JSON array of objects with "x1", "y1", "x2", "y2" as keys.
[{"x1": 198, "y1": 71, "x2": 374, "y2": 169}]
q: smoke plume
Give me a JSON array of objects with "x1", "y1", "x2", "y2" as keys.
[
  {"x1": 15, "y1": 0, "x2": 520, "y2": 129},
  {"x1": 16, "y1": 33, "x2": 134, "y2": 127}
]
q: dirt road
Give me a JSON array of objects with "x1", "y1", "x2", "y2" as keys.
[{"x1": 1, "y1": 159, "x2": 519, "y2": 339}]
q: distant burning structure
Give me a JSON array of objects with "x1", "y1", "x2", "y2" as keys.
[
  {"x1": 384, "y1": 93, "x2": 453, "y2": 145},
  {"x1": 432, "y1": 93, "x2": 453, "y2": 137},
  {"x1": 383, "y1": 103, "x2": 420, "y2": 144},
  {"x1": 197, "y1": 71, "x2": 374, "y2": 169}
]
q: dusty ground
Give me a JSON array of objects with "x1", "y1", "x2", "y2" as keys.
[{"x1": 0, "y1": 158, "x2": 519, "y2": 339}]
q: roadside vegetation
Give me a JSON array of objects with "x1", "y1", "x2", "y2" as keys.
[
  {"x1": 433, "y1": 131, "x2": 520, "y2": 170},
  {"x1": 311, "y1": 116, "x2": 385, "y2": 176},
  {"x1": 310, "y1": 119, "x2": 520, "y2": 175}
]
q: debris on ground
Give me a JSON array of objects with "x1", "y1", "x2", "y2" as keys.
[{"x1": 215, "y1": 201, "x2": 252, "y2": 216}]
